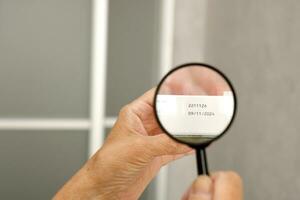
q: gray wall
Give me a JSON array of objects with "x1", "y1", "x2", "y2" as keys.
[
  {"x1": 0, "y1": 131, "x2": 88, "y2": 199},
  {"x1": 0, "y1": 0, "x2": 91, "y2": 118},
  {"x1": 106, "y1": 0, "x2": 160, "y2": 116},
  {"x1": 0, "y1": 0, "x2": 160, "y2": 199},
  {"x1": 0, "y1": 0, "x2": 91, "y2": 199},
  {"x1": 169, "y1": 0, "x2": 300, "y2": 199}
]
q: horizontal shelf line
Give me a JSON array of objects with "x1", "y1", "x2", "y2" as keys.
[
  {"x1": 0, "y1": 118, "x2": 90, "y2": 130},
  {"x1": 0, "y1": 117, "x2": 117, "y2": 130}
]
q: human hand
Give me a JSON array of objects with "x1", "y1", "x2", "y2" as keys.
[
  {"x1": 181, "y1": 171, "x2": 243, "y2": 200},
  {"x1": 54, "y1": 88, "x2": 192, "y2": 200}
]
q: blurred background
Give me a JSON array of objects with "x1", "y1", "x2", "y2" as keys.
[{"x1": 1, "y1": 0, "x2": 300, "y2": 199}]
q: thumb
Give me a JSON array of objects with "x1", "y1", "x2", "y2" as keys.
[
  {"x1": 146, "y1": 134, "x2": 192, "y2": 157},
  {"x1": 211, "y1": 171, "x2": 243, "y2": 200},
  {"x1": 182, "y1": 176, "x2": 212, "y2": 200}
]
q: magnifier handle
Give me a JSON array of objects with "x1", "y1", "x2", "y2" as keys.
[{"x1": 196, "y1": 148, "x2": 209, "y2": 175}]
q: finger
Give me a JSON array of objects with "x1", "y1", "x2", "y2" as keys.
[
  {"x1": 134, "y1": 87, "x2": 156, "y2": 107},
  {"x1": 127, "y1": 88, "x2": 165, "y2": 136},
  {"x1": 119, "y1": 88, "x2": 156, "y2": 121},
  {"x1": 159, "y1": 150, "x2": 195, "y2": 166},
  {"x1": 211, "y1": 171, "x2": 243, "y2": 200},
  {"x1": 183, "y1": 176, "x2": 212, "y2": 200},
  {"x1": 146, "y1": 134, "x2": 192, "y2": 157}
]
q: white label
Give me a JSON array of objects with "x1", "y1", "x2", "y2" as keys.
[{"x1": 156, "y1": 92, "x2": 234, "y2": 136}]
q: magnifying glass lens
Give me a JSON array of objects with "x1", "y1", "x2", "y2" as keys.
[{"x1": 155, "y1": 64, "x2": 236, "y2": 146}]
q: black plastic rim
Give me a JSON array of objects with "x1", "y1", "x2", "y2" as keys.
[{"x1": 153, "y1": 62, "x2": 238, "y2": 148}]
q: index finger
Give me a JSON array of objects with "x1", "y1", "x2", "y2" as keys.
[{"x1": 135, "y1": 87, "x2": 156, "y2": 107}]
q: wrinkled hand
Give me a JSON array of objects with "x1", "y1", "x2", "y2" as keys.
[
  {"x1": 182, "y1": 171, "x2": 243, "y2": 200},
  {"x1": 54, "y1": 88, "x2": 192, "y2": 200}
]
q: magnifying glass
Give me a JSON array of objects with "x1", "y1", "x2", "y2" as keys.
[{"x1": 154, "y1": 63, "x2": 237, "y2": 175}]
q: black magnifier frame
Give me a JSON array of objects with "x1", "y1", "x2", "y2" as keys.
[{"x1": 153, "y1": 62, "x2": 237, "y2": 175}]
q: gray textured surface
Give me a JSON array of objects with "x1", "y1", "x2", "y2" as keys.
[
  {"x1": 0, "y1": 0, "x2": 160, "y2": 199},
  {"x1": 106, "y1": 0, "x2": 160, "y2": 116},
  {"x1": 0, "y1": 0, "x2": 90, "y2": 118},
  {"x1": 169, "y1": 0, "x2": 300, "y2": 199},
  {"x1": 0, "y1": 130, "x2": 88, "y2": 200}
]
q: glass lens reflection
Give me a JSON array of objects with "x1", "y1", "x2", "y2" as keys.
[{"x1": 155, "y1": 65, "x2": 235, "y2": 145}]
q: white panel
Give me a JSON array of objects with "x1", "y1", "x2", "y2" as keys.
[
  {"x1": 156, "y1": 0, "x2": 175, "y2": 199},
  {"x1": 0, "y1": 119, "x2": 90, "y2": 130},
  {"x1": 89, "y1": 0, "x2": 109, "y2": 156}
]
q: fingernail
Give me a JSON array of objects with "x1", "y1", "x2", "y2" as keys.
[{"x1": 191, "y1": 176, "x2": 212, "y2": 199}]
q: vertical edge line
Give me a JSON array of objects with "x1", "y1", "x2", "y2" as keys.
[
  {"x1": 89, "y1": 0, "x2": 109, "y2": 157},
  {"x1": 158, "y1": 0, "x2": 175, "y2": 78},
  {"x1": 156, "y1": 0, "x2": 175, "y2": 200},
  {"x1": 199, "y1": 0, "x2": 208, "y2": 62}
]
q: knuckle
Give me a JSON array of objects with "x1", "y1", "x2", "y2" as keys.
[
  {"x1": 119, "y1": 104, "x2": 131, "y2": 115},
  {"x1": 119, "y1": 104, "x2": 133, "y2": 120}
]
